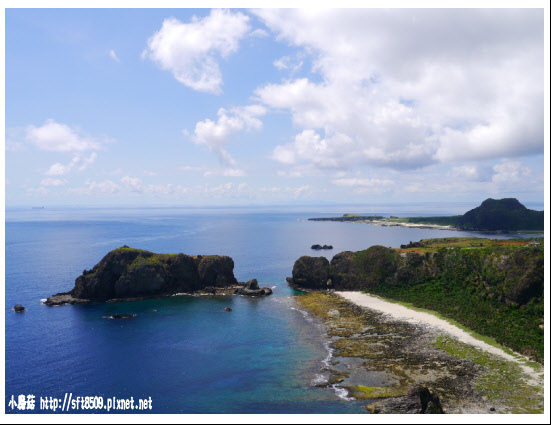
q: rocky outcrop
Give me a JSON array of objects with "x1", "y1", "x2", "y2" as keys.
[
  {"x1": 13, "y1": 304, "x2": 26, "y2": 312},
  {"x1": 110, "y1": 314, "x2": 136, "y2": 319},
  {"x1": 311, "y1": 244, "x2": 333, "y2": 250},
  {"x1": 366, "y1": 386, "x2": 445, "y2": 414},
  {"x1": 235, "y1": 279, "x2": 273, "y2": 296},
  {"x1": 45, "y1": 246, "x2": 267, "y2": 305},
  {"x1": 290, "y1": 256, "x2": 330, "y2": 290},
  {"x1": 288, "y1": 244, "x2": 543, "y2": 306},
  {"x1": 289, "y1": 240, "x2": 544, "y2": 361}
]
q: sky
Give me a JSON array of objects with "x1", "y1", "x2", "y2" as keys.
[{"x1": 3, "y1": 5, "x2": 548, "y2": 207}]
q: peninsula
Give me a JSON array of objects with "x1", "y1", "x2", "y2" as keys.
[
  {"x1": 45, "y1": 246, "x2": 272, "y2": 305},
  {"x1": 308, "y1": 198, "x2": 544, "y2": 232},
  {"x1": 290, "y1": 237, "x2": 544, "y2": 413}
]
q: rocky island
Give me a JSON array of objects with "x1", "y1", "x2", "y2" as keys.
[
  {"x1": 309, "y1": 198, "x2": 544, "y2": 232},
  {"x1": 45, "y1": 246, "x2": 272, "y2": 306}
]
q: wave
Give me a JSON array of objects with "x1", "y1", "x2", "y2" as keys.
[{"x1": 331, "y1": 385, "x2": 355, "y2": 401}]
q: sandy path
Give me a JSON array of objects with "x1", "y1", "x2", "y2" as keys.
[{"x1": 335, "y1": 291, "x2": 542, "y2": 385}]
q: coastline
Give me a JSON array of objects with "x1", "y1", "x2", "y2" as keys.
[
  {"x1": 336, "y1": 291, "x2": 543, "y2": 386},
  {"x1": 295, "y1": 290, "x2": 544, "y2": 414},
  {"x1": 311, "y1": 218, "x2": 544, "y2": 234}
]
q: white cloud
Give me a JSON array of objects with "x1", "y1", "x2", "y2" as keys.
[
  {"x1": 109, "y1": 49, "x2": 120, "y2": 63},
  {"x1": 75, "y1": 179, "x2": 121, "y2": 194},
  {"x1": 273, "y1": 54, "x2": 303, "y2": 74},
  {"x1": 45, "y1": 153, "x2": 97, "y2": 176},
  {"x1": 449, "y1": 165, "x2": 493, "y2": 182},
  {"x1": 203, "y1": 168, "x2": 247, "y2": 177},
  {"x1": 252, "y1": 9, "x2": 543, "y2": 172},
  {"x1": 121, "y1": 176, "x2": 143, "y2": 192},
  {"x1": 332, "y1": 177, "x2": 395, "y2": 194},
  {"x1": 189, "y1": 104, "x2": 266, "y2": 165},
  {"x1": 26, "y1": 187, "x2": 50, "y2": 196},
  {"x1": 143, "y1": 10, "x2": 250, "y2": 93},
  {"x1": 492, "y1": 161, "x2": 531, "y2": 184},
  {"x1": 25, "y1": 119, "x2": 102, "y2": 152},
  {"x1": 40, "y1": 178, "x2": 68, "y2": 187},
  {"x1": 249, "y1": 28, "x2": 268, "y2": 38},
  {"x1": 179, "y1": 165, "x2": 246, "y2": 177}
]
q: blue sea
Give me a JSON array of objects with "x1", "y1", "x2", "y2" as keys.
[{"x1": 4, "y1": 203, "x2": 543, "y2": 414}]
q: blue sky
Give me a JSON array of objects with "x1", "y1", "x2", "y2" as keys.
[{"x1": 4, "y1": 6, "x2": 547, "y2": 207}]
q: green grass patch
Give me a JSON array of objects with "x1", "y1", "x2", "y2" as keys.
[{"x1": 433, "y1": 336, "x2": 543, "y2": 413}]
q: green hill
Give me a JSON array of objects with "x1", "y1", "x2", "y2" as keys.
[{"x1": 408, "y1": 198, "x2": 543, "y2": 231}]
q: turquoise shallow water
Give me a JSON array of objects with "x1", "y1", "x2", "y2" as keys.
[{"x1": 4, "y1": 205, "x2": 542, "y2": 414}]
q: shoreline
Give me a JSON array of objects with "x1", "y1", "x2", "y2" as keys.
[
  {"x1": 295, "y1": 290, "x2": 544, "y2": 414},
  {"x1": 335, "y1": 291, "x2": 543, "y2": 386},
  {"x1": 310, "y1": 218, "x2": 544, "y2": 234}
]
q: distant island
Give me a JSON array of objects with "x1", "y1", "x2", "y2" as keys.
[
  {"x1": 309, "y1": 198, "x2": 544, "y2": 232},
  {"x1": 45, "y1": 246, "x2": 272, "y2": 306}
]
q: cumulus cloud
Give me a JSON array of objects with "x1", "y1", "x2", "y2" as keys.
[
  {"x1": 492, "y1": 161, "x2": 531, "y2": 184},
  {"x1": 120, "y1": 176, "x2": 190, "y2": 197},
  {"x1": 25, "y1": 119, "x2": 102, "y2": 152},
  {"x1": 252, "y1": 9, "x2": 543, "y2": 172},
  {"x1": 40, "y1": 178, "x2": 68, "y2": 187},
  {"x1": 121, "y1": 176, "x2": 143, "y2": 192},
  {"x1": 45, "y1": 153, "x2": 97, "y2": 176},
  {"x1": 80, "y1": 179, "x2": 121, "y2": 194},
  {"x1": 143, "y1": 9, "x2": 250, "y2": 93},
  {"x1": 189, "y1": 104, "x2": 266, "y2": 165}
]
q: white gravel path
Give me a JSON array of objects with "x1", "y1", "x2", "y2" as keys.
[{"x1": 335, "y1": 291, "x2": 543, "y2": 385}]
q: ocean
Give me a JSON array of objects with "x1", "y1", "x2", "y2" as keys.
[{"x1": 4, "y1": 204, "x2": 543, "y2": 414}]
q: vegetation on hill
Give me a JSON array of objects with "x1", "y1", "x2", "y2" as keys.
[
  {"x1": 289, "y1": 237, "x2": 544, "y2": 362},
  {"x1": 309, "y1": 198, "x2": 544, "y2": 231}
]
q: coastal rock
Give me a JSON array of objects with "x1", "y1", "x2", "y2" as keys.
[
  {"x1": 13, "y1": 304, "x2": 26, "y2": 312},
  {"x1": 224, "y1": 307, "x2": 232, "y2": 312},
  {"x1": 366, "y1": 386, "x2": 445, "y2": 414},
  {"x1": 311, "y1": 244, "x2": 333, "y2": 250},
  {"x1": 111, "y1": 314, "x2": 136, "y2": 319},
  {"x1": 197, "y1": 256, "x2": 238, "y2": 288},
  {"x1": 45, "y1": 247, "x2": 249, "y2": 305},
  {"x1": 291, "y1": 243, "x2": 543, "y2": 302},
  {"x1": 289, "y1": 256, "x2": 330, "y2": 290},
  {"x1": 235, "y1": 279, "x2": 273, "y2": 296}
]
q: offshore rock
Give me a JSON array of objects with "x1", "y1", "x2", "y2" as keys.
[
  {"x1": 45, "y1": 247, "x2": 250, "y2": 305},
  {"x1": 13, "y1": 304, "x2": 26, "y2": 312},
  {"x1": 235, "y1": 279, "x2": 273, "y2": 296},
  {"x1": 110, "y1": 314, "x2": 136, "y2": 319},
  {"x1": 366, "y1": 386, "x2": 445, "y2": 414},
  {"x1": 311, "y1": 244, "x2": 333, "y2": 250}
]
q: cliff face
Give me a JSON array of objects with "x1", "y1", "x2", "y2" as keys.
[
  {"x1": 290, "y1": 245, "x2": 543, "y2": 307},
  {"x1": 49, "y1": 246, "x2": 239, "y2": 304},
  {"x1": 290, "y1": 242, "x2": 544, "y2": 361}
]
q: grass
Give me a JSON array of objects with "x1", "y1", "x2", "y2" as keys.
[
  {"x1": 348, "y1": 385, "x2": 408, "y2": 399},
  {"x1": 297, "y1": 291, "x2": 544, "y2": 413},
  {"x1": 360, "y1": 292, "x2": 539, "y2": 370},
  {"x1": 433, "y1": 336, "x2": 543, "y2": 413}
]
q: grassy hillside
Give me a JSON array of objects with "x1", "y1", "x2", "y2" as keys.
[{"x1": 290, "y1": 237, "x2": 544, "y2": 362}]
